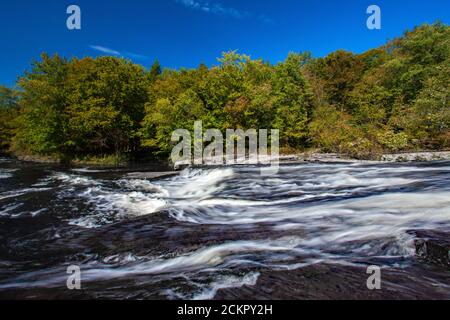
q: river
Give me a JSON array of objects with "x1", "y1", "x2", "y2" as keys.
[{"x1": 0, "y1": 157, "x2": 449, "y2": 299}]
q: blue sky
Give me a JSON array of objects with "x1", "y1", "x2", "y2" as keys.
[{"x1": 0, "y1": 0, "x2": 449, "y2": 86}]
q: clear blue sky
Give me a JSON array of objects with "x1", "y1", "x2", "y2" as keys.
[{"x1": 0, "y1": 0, "x2": 449, "y2": 86}]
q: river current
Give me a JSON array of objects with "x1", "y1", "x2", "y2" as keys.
[{"x1": 0, "y1": 157, "x2": 449, "y2": 299}]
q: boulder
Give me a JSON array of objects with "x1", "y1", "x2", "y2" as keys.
[{"x1": 410, "y1": 230, "x2": 450, "y2": 268}]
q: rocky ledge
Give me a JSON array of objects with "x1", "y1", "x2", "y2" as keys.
[
  {"x1": 410, "y1": 230, "x2": 450, "y2": 268},
  {"x1": 213, "y1": 262, "x2": 450, "y2": 300},
  {"x1": 289, "y1": 151, "x2": 450, "y2": 163},
  {"x1": 125, "y1": 171, "x2": 179, "y2": 180},
  {"x1": 214, "y1": 230, "x2": 450, "y2": 300},
  {"x1": 381, "y1": 151, "x2": 450, "y2": 162}
]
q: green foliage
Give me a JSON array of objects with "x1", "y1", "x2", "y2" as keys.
[
  {"x1": 72, "y1": 154, "x2": 128, "y2": 167},
  {"x1": 376, "y1": 130, "x2": 409, "y2": 152},
  {"x1": 12, "y1": 54, "x2": 149, "y2": 162},
  {"x1": 140, "y1": 51, "x2": 314, "y2": 153},
  {"x1": 309, "y1": 105, "x2": 361, "y2": 152},
  {"x1": 310, "y1": 22, "x2": 449, "y2": 155},
  {"x1": 12, "y1": 54, "x2": 69, "y2": 157},
  {"x1": 309, "y1": 50, "x2": 365, "y2": 110},
  {"x1": 65, "y1": 57, "x2": 149, "y2": 157},
  {"x1": 0, "y1": 86, "x2": 20, "y2": 151},
  {"x1": 271, "y1": 53, "x2": 314, "y2": 146},
  {"x1": 5, "y1": 22, "x2": 450, "y2": 162},
  {"x1": 409, "y1": 63, "x2": 450, "y2": 144}
]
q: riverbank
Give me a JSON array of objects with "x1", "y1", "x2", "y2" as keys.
[
  {"x1": 5, "y1": 150, "x2": 450, "y2": 171},
  {"x1": 281, "y1": 151, "x2": 450, "y2": 163}
]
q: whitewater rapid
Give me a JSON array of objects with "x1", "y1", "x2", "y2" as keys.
[{"x1": 0, "y1": 160, "x2": 449, "y2": 299}]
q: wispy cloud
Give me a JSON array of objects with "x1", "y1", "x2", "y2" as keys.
[
  {"x1": 89, "y1": 45, "x2": 150, "y2": 61},
  {"x1": 89, "y1": 45, "x2": 121, "y2": 56},
  {"x1": 176, "y1": 0, "x2": 272, "y2": 22}
]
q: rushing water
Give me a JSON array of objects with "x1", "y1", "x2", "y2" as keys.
[{"x1": 0, "y1": 157, "x2": 449, "y2": 299}]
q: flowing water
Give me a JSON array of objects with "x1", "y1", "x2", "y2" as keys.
[{"x1": 0, "y1": 157, "x2": 449, "y2": 299}]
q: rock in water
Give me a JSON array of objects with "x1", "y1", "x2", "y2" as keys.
[
  {"x1": 411, "y1": 230, "x2": 450, "y2": 268},
  {"x1": 126, "y1": 171, "x2": 178, "y2": 180}
]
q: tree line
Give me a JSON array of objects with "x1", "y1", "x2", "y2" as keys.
[{"x1": 0, "y1": 22, "x2": 448, "y2": 164}]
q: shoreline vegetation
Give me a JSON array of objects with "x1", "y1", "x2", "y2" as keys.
[{"x1": 0, "y1": 23, "x2": 449, "y2": 166}]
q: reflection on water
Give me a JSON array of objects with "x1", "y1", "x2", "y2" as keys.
[{"x1": 0, "y1": 157, "x2": 449, "y2": 299}]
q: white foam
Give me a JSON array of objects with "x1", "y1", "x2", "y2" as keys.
[
  {"x1": 52, "y1": 172, "x2": 101, "y2": 186},
  {"x1": 147, "y1": 164, "x2": 450, "y2": 261},
  {"x1": 0, "y1": 202, "x2": 24, "y2": 217},
  {"x1": 115, "y1": 179, "x2": 169, "y2": 196},
  {"x1": 167, "y1": 168, "x2": 234, "y2": 199},
  {"x1": 0, "y1": 168, "x2": 17, "y2": 179},
  {"x1": 0, "y1": 188, "x2": 52, "y2": 201},
  {"x1": 30, "y1": 208, "x2": 48, "y2": 217},
  {"x1": 67, "y1": 188, "x2": 167, "y2": 228},
  {"x1": 192, "y1": 272, "x2": 260, "y2": 300},
  {"x1": 78, "y1": 238, "x2": 303, "y2": 280}
]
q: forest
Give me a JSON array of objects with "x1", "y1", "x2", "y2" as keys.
[{"x1": 0, "y1": 22, "x2": 448, "y2": 164}]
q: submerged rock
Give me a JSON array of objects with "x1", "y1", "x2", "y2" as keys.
[
  {"x1": 214, "y1": 263, "x2": 450, "y2": 300},
  {"x1": 410, "y1": 230, "x2": 450, "y2": 268},
  {"x1": 126, "y1": 172, "x2": 179, "y2": 180}
]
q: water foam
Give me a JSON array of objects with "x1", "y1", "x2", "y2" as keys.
[
  {"x1": 0, "y1": 168, "x2": 18, "y2": 179},
  {"x1": 53, "y1": 173, "x2": 168, "y2": 228}
]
